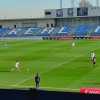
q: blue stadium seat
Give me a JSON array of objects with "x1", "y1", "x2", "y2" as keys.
[
  {"x1": 50, "y1": 27, "x2": 61, "y2": 36},
  {"x1": 58, "y1": 26, "x2": 71, "y2": 36},
  {"x1": 0, "y1": 28, "x2": 11, "y2": 37},
  {"x1": 74, "y1": 24, "x2": 91, "y2": 36},
  {"x1": 6, "y1": 28, "x2": 23, "y2": 37},
  {"x1": 41, "y1": 28, "x2": 53, "y2": 36},
  {"x1": 93, "y1": 26, "x2": 100, "y2": 35},
  {"x1": 24, "y1": 27, "x2": 42, "y2": 36},
  {"x1": 0, "y1": 25, "x2": 99, "y2": 37}
]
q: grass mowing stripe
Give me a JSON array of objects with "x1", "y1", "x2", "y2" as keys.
[
  {"x1": 0, "y1": 40, "x2": 100, "y2": 91},
  {"x1": 13, "y1": 53, "x2": 95, "y2": 87},
  {"x1": 69, "y1": 65, "x2": 100, "y2": 88},
  {"x1": 13, "y1": 58, "x2": 77, "y2": 86}
]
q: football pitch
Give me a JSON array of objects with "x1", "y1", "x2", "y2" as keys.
[{"x1": 0, "y1": 39, "x2": 100, "y2": 92}]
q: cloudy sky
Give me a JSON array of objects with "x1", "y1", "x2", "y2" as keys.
[{"x1": 0, "y1": 0, "x2": 98, "y2": 19}]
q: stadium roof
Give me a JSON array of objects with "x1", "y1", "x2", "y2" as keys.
[{"x1": 0, "y1": 17, "x2": 55, "y2": 21}]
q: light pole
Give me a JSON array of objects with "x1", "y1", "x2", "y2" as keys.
[
  {"x1": 60, "y1": 0, "x2": 62, "y2": 9},
  {"x1": 71, "y1": 0, "x2": 74, "y2": 8},
  {"x1": 96, "y1": 0, "x2": 99, "y2": 7}
]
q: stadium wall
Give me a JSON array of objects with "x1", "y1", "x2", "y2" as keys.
[
  {"x1": 0, "y1": 16, "x2": 99, "y2": 29},
  {"x1": 0, "y1": 88, "x2": 100, "y2": 100},
  {"x1": 0, "y1": 36, "x2": 43, "y2": 40},
  {"x1": 0, "y1": 18, "x2": 55, "y2": 28},
  {"x1": 0, "y1": 36, "x2": 99, "y2": 41},
  {"x1": 42, "y1": 36, "x2": 100, "y2": 40}
]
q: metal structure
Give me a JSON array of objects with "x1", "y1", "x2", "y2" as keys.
[
  {"x1": 79, "y1": 0, "x2": 87, "y2": 7},
  {"x1": 71, "y1": 0, "x2": 75, "y2": 8},
  {"x1": 79, "y1": 0, "x2": 92, "y2": 7},
  {"x1": 60, "y1": 0, "x2": 62, "y2": 9},
  {"x1": 96, "y1": 0, "x2": 99, "y2": 7}
]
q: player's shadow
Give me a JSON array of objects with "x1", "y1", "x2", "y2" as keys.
[{"x1": 0, "y1": 70, "x2": 11, "y2": 72}]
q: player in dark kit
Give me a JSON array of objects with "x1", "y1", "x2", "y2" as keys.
[{"x1": 34, "y1": 73, "x2": 40, "y2": 89}]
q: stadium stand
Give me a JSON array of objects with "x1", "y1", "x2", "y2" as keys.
[
  {"x1": 74, "y1": 24, "x2": 91, "y2": 36},
  {"x1": 94, "y1": 26, "x2": 100, "y2": 35},
  {"x1": 41, "y1": 27, "x2": 54, "y2": 36},
  {"x1": 50, "y1": 27, "x2": 61, "y2": 36},
  {"x1": 7, "y1": 28, "x2": 21, "y2": 37},
  {"x1": 0, "y1": 28, "x2": 11, "y2": 37},
  {"x1": 58, "y1": 26, "x2": 71, "y2": 36},
  {"x1": 0, "y1": 25, "x2": 100, "y2": 38},
  {"x1": 24, "y1": 27, "x2": 43, "y2": 36}
]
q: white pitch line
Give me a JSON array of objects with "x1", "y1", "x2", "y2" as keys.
[
  {"x1": 10, "y1": 85, "x2": 80, "y2": 92},
  {"x1": 40, "y1": 86, "x2": 80, "y2": 92},
  {"x1": 13, "y1": 76, "x2": 33, "y2": 86},
  {"x1": 12, "y1": 57, "x2": 79, "y2": 86}
]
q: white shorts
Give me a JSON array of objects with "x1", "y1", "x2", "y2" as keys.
[{"x1": 16, "y1": 65, "x2": 19, "y2": 69}]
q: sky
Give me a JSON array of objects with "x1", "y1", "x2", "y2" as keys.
[{"x1": 0, "y1": 0, "x2": 98, "y2": 19}]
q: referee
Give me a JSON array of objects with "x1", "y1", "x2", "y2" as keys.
[{"x1": 34, "y1": 73, "x2": 40, "y2": 89}]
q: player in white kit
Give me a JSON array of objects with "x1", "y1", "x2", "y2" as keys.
[
  {"x1": 72, "y1": 42, "x2": 75, "y2": 47},
  {"x1": 90, "y1": 51, "x2": 96, "y2": 66},
  {"x1": 90, "y1": 51, "x2": 96, "y2": 61},
  {"x1": 15, "y1": 61, "x2": 20, "y2": 71}
]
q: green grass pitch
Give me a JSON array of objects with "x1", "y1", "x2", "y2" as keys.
[{"x1": 0, "y1": 39, "x2": 100, "y2": 92}]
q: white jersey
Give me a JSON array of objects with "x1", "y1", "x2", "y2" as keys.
[
  {"x1": 72, "y1": 42, "x2": 75, "y2": 47},
  {"x1": 91, "y1": 52, "x2": 96, "y2": 60},
  {"x1": 15, "y1": 62, "x2": 20, "y2": 68}
]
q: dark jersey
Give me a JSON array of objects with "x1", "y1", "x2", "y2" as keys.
[
  {"x1": 93, "y1": 57, "x2": 96, "y2": 64},
  {"x1": 35, "y1": 75, "x2": 40, "y2": 83}
]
